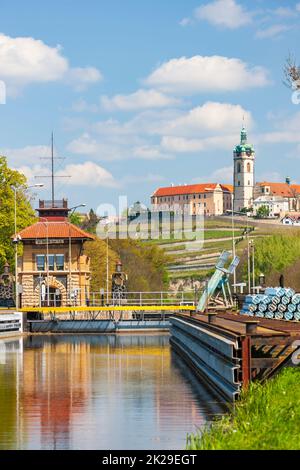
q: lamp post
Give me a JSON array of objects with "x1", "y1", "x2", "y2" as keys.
[
  {"x1": 101, "y1": 218, "x2": 112, "y2": 305},
  {"x1": 69, "y1": 204, "x2": 86, "y2": 215},
  {"x1": 38, "y1": 217, "x2": 50, "y2": 307},
  {"x1": 69, "y1": 204, "x2": 86, "y2": 305},
  {"x1": 12, "y1": 183, "x2": 44, "y2": 310}
]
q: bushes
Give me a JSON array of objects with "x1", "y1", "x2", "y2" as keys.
[
  {"x1": 254, "y1": 233, "x2": 300, "y2": 276},
  {"x1": 85, "y1": 238, "x2": 169, "y2": 293}
]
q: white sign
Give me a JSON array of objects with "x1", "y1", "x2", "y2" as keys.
[{"x1": 35, "y1": 239, "x2": 65, "y2": 245}]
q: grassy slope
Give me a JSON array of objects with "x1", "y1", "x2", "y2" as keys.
[{"x1": 187, "y1": 368, "x2": 300, "y2": 450}]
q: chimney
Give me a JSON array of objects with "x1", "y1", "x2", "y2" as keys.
[{"x1": 286, "y1": 177, "x2": 291, "y2": 185}]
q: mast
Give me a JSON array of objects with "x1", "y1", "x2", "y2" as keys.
[
  {"x1": 34, "y1": 134, "x2": 70, "y2": 197},
  {"x1": 51, "y1": 132, "x2": 55, "y2": 206}
]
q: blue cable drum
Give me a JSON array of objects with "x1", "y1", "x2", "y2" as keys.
[
  {"x1": 265, "y1": 309, "x2": 275, "y2": 319},
  {"x1": 271, "y1": 296, "x2": 281, "y2": 305},
  {"x1": 293, "y1": 308, "x2": 300, "y2": 321},
  {"x1": 291, "y1": 294, "x2": 300, "y2": 305},
  {"x1": 281, "y1": 296, "x2": 290, "y2": 306},
  {"x1": 255, "y1": 308, "x2": 265, "y2": 318},
  {"x1": 268, "y1": 303, "x2": 277, "y2": 312},
  {"x1": 253, "y1": 295, "x2": 263, "y2": 305},
  {"x1": 285, "y1": 288, "x2": 295, "y2": 298},
  {"x1": 260, "y1": 295, "x2": 271, "y2": 305},
  {"x1": 275, "y1": 310, "x2": 284, "y2": 320},
  {"x1": 288, "y1": 303, "x2": 296, "y2": 313},
  {"x1": 284, "y1": 310, "x2": 294, "y2": 321},
  {"x1": 258, "y1": 303, "x2": 267, "y2": 313},
  {"x1": 265, "y1": 287, "x2": 281, "y2": 297}
]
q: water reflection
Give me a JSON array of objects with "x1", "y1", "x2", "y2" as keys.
[{"x1": 0, "y1": 334, "x2": 226, "y2": 450}]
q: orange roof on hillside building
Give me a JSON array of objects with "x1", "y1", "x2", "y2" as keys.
[
  {"x1": 258, "y1": 182, "x2": 300, "y2": 198},
  {"x1": 220, "y1": 184, "x2": 233, "y2": 193},
  {"x1": 15, "y1": 221, "x2": 95, "y2": 241},
  {"x1": 152, "y1": 183, "x2": 233, "y2": 197}
]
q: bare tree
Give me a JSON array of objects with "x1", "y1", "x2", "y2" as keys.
[{"x1": 284, "y1": 54, "x2": 300, "y2": 90}]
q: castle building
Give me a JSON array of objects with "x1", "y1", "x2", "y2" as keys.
[
  {"x1": 15, "y1": 199, "x2": 94, "y2": 308},
  {"x1": 233, "y1": 126, "x2": 255, "y2": 213},
  {"x1": 151, "y1": 183, "x2": 233, "y2": 217}
]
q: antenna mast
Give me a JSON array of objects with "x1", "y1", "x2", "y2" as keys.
[
  {"x1": 51, "y1": 132, "x2": 55, "y2": 205},
  {"x1": 35, "y1": 133, "x2": 70, "y2": 205}
]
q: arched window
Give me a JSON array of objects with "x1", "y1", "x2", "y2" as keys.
[
  {"x1": 237, "y1": 162, "x2": 241, "y2": 173},
  {"x1": 247, "y1": 162, "x2": 251, "y2": 173}
]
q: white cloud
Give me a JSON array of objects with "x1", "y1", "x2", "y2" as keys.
[
  {"x1": 145, "y1": 55, "x2": 269, "y2": 93},
  {"x1": 161, "y1": 102, "x2": 253, "y2": 138},
  {"x1": 273, "y1": 7, "x2": 297, "y2": 18},
  {"x1": 258, "y1": 112, "x2": 300, "y2": 144},
  {"x1": 14, "y1": 160, "x2": 117, "y2": 188},
  {"x1": 13, "y1": 164, "x2": 48, "y2": 185},
  {"x1": 101, "y1": 89, "x2": 180, "y2": 111},
  {"x1": 257, "y1": 171, "x2": 283, "y2": 183},
  {"x1": 0, "y1": 33, "x2": 102, "y2": 95},
  {"x1": 122, "y1": 173, "x2": 166, "y2": 185},
  {"x1": 57, "y1": 161, "x2": 117, "y2": 188},
  {"x1": 193, "y1": 166, "x2": 234, "y2": 184},
  {"x1": 255, "y1": 24, "x2": 292, "y2": 39},
  {"x1": 132, "y1": 145, "x2": 173, "y2": 160},
  {"x1": 1, "y1": 145, "x2": 54, "y2": 166},
  {"x1": 66, "y1": 67, "x2": 102, "y2": 91},
  {"x1": 161, "y1": 134, "x2": 237, "y2": 153},
  {"x1": 67, "y1": 132, "x2": 172, "y2": 161},
  {"x1": 72, "y1": 98, "x2": 99, "y2": 113},
  {"x1": 194, "y1": 0, "x2": 253, "y2": 29},
  {"x1": 66, "y1": 102, "x2": 252, "y2": 161},
  {"x1": 179, "y1": 17, "x2": 192, "y2": 27}
]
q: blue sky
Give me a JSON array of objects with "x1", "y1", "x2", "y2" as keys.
[{"x1": 1, "y1": 0, "x2": 300, "y2": 212}]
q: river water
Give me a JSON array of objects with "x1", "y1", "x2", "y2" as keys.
[{"x1": 0, "y1": 334, "x2": 226, "y2": 450}]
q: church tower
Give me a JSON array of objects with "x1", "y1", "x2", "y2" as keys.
[{"x1": 233, "y1": 126, "x2": 255, "y2": 213}]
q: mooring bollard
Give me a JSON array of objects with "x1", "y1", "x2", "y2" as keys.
[
  {"x1": 245, "y1": 321, "x2": 259, "y2": 335},
  {"x1": 208, "y1": 313, "x2": 218, "y2": 324}
]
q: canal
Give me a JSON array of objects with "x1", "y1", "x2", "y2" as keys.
[{"x1": 0, "y1": 334, "x2": 226, "y2": 450}]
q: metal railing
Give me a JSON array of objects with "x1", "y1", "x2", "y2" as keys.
[{"x1": 89, "y1": 290, "x2": 199, "y2": 308}]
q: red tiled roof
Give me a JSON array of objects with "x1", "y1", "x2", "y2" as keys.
[
  {"x1": 220, "y1": 184, "x2": 233, "y2": 193},
  {"x1": 258, "y1": 182, "x2": 300, "y2": 198},
  {"x1": 282, "y1": 212, "x2": 300, "y2": 220},
  {"x1": 152, "y1": 183, "x2": 232, "y2": 197},
  {"x1": 15, "y1": 221, "x2": 95, "y2": 240}
]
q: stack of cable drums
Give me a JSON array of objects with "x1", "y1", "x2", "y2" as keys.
[{"x1": 241, "y1": 287, "x2": 300, "y2": 321}]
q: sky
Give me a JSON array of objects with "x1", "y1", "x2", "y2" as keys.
[{"x1": 1, "y1": 0, "x2": 300, "y2": 213}]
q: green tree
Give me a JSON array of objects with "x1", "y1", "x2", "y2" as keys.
[
  {"x1": 69, "y1": 212, "x2": 82, "y2": 226},
  {"x1": 0, "y1": 156, "x2": 36, "y2": 271},
  {"x1": 81, "y1": 209, "x2": 100, "y2": 234},
  {"x1": 256, "y1": 205, "x2": 270, "y2": 219},
  {"x1": 85, "y1": 237, "x2": 169, "y2": 293}
]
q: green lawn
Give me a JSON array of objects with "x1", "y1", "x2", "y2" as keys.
[
  {"x1": 169, "y1": 269, "x2": 214, "y2": 281},
  {"x1": 187, "y1": 368, "x2": 300, "y2": 450}
]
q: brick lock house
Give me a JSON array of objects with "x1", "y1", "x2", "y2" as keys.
[{"x1": 15, "y1": 199, "x2": 94, "y2": 308}]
